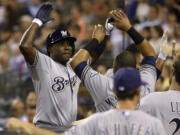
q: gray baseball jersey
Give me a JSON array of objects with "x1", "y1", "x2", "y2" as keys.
[
  {"x1": 64, "y1": 109, "x2": 167, "y2": 135},
  {"x1": 79, "y1": 56, "x2": 157, "y2": 112},
  {"x1": 139, "y1": 90, "x2": 180, "y2": 135},
  {"x1": 27, "y1": 51, "x2": 81, "y2": 130}
]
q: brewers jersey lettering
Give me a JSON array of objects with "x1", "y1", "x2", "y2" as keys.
[
  {"x1": 27, "y1": 51, "x2": 81, "y2": 130},
  {"x1": 139, "y1": 90, "x2": 180, "y2": 135},
  {"x1": 79, "y1": 56, "x2": 157, "y2": 112},
  {"x1": 64, "y1": 109, "x2": 166, "y2": 135}
]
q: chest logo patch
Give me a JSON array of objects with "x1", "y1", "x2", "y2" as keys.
[{"x1": 52, "y1": 76, "x2": 77, "y2": 92}]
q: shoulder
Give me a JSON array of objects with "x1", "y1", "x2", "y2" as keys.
[
  {"x1": 105, "y1": 68, "x2": 114, "y2": 79},
  {"x1": 86, "y1": 67, "x2": 112, "y2": 81},
  {"x1": 27, "y1": 51, "x2": 54, "y2": 69},
  {"x1": 90, "y1": 109, "x2": 116, "y2": 118},
  {"x1": 36, "y1": 51, "x2": 56, "y2": 65},
  {"x1": 97, "y1": 109, "x2": 119, "y2": 119},
  {"x1": 37, "y1": 51, "x2": 50, "y2": 59},
  {"x1": 140, "y1": 91, "x2": 169, "y2": 106},
  {"x1": 135, "y1": 110, "x2": 160, "y2": 122},
  {"x1": 142, "y1": 91, "x2": 169, "y2": 101}
]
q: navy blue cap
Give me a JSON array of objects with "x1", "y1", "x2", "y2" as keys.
[
  {"x1": 46, "y1": 29, "x2": 76, "y2": 46},
  {"x1": 114, "y1": 67, "x2": 145, "y2": 92}
]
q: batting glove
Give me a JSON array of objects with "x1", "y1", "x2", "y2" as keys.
[
  {"x1": 32, "y1": 3, "x2": 53, "y2": 27},
  {"x1": 105, "y1": 18, "x2": 114, "y2": 36}
]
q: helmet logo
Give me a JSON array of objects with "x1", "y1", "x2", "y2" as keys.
[{"x1": 61, "y1": 31, "x2": 67, "y2": 37}]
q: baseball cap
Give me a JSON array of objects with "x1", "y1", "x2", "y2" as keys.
[
  {"x1": 114, "y1": 67, "x2": 146, "y2": 92},
  {"x1": 46, "y1": 29, "x2": 76, "y2": 47}
]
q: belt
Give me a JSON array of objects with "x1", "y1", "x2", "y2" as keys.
[{"x1": 35, "y1": 121, "x2": 71, "y2": 133}]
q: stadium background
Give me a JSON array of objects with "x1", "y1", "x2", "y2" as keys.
[{"x1": 0, "y1": 0, "x2": 179, "y2": 134}]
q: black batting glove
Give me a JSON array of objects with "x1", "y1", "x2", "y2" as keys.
[{"x1": 35, "y1": 3, "x2": 53, "y2": 24}]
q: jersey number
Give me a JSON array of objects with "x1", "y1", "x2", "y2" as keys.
[{"x1": 169, "y1": 118, "x2": 180, "y2": 135}]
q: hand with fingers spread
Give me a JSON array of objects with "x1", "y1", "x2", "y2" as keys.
[
  {"x1": 33, "y1": 3, "x2": 53, "y2": 26},
  {"x1": 92, "y1": 24, "x2": 106, "y2": 43},
  {"x1": 109, "y1": 10, "x2": 132, "y2": 31}
]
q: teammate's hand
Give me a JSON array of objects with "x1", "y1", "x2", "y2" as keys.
[
  {"x1": 6, "y1": 118, "x2": 32, "y2": 135},
  {"x1": 92, "y1": 24, "x2": 105, "y2": 43},
  {"x1": 35, "y1": 3, "x2": 53, "y2": 24},
  {"x1": 109, "y1": 10, "x2": 132, "y2": 31},
  {"x1": 160, "y1": 30, "x2": 173, "y2": 57}
]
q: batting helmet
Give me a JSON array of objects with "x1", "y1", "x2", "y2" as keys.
[{"x1": 46, "y1": 29, "x2": 76, "y2": 55}]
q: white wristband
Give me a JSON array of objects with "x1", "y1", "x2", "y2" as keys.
[
  {"x1": 32, "y1": 18, "x2": 43, "y2": 27},
  {"x1": 158, "y1": 53, "x2": 166, "y2": 60}
]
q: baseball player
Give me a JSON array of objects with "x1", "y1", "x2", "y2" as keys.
[
  {"x1": 2, "y1": 69, "x2": 167, "y2": 135},
  {"x1": 139, "y1": 47, "x2": 180, "y2": 135},
  {"x1": 19, "y1": 3, "x2": 82, "y2": 132},
  {"x1": 70, "y1": 10, "x2": 157, "y2": 112},
  {"x1": 64, "y1": 68, "x2": 166, "y2": 135}
]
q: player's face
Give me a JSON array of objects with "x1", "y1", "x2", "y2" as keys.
[{"x1": 50, "y1": 40, "x2": 73, "y2": 65}]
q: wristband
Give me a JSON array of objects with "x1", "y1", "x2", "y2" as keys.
[
  {"x1": 32, "y1": 18, "x2": 43, "y2": 27},
  {"x1": 83, "y1": 38, "x2": 99, "y2": 56},
  {"x1": 127, "y1": 27, "x2": 144, "y2": 45},
  {"x1": 158, "y1": 53, "x2": 166, "y2": 60}
]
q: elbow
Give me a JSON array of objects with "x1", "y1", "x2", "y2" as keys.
[
  {"x1": 19, "y1": 44, "x2": 24, "y2": 53},
  {"x1": 19, "y1": 43, "x2": 33, "y2": 54},
  {"x1": 70, "y1": 60, "x2": 79, "y2": 70},
  {"x1": 19, "y1": 44, "x2": 27, "y2": 53}
]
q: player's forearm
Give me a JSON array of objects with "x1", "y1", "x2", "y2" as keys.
[
  {"x1": 19, "y1": 23, "x2": 39, "y2": 49},
  {"x1": 136, "y1": 40, "x2": 156, "y2": 58},
  {"x1": 19, "y1": 23, "x2": 39, "y2": 64},
  {"x1": 126, "y1": 27, "x2": 156, "y2": 58},
  {"x1": 70, "y1": 49, "x2": 90, "y2": 70},
  {"x1": 70, "y1": 37, "x2": 101, "y2": 69},
  {"x1": 6, "y1": 118, "x2": 58, "y2": 135}
]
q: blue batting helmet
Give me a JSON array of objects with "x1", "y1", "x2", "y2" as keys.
[{"x1": 46, "y1": 29, "x2": 76, "y2": 55}]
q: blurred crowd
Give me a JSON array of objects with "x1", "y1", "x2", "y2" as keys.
[{"x1": 0, "y1": 0, "x2": 180, "y2": 125}]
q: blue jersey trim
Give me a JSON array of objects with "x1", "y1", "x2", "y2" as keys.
[
  {"x1": 74, "y1": 61, "x2": 88, "y2": 79},
  {"x1": 141, "y1": 56, "x2": 156, "y2": 68}
]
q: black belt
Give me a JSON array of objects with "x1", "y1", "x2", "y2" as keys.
[{"x1": 35, "y1": 121, "x2": 71, "y2": 133}]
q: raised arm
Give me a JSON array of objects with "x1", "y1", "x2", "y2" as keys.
[
  {"x1": 70, "y1": 25, "x2": 106, "y2": 70},
  {"x1": 156, "y1": 31, "x2": 173, "y2": 72},
  {"x1": 110, "y1": 10, "x2": 156, "y2": 58},
  {"x1": 19, "y1": 3, "x2": 53, "y2": 65},
  {"x1": 19, "y1": 23, "x2": 39, "y2": 65}
]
